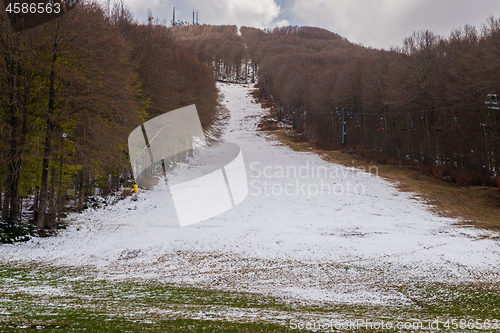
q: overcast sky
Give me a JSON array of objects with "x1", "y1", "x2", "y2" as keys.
[{"x1": 122, "y1": 0, "x2": 500, "y2": 49}]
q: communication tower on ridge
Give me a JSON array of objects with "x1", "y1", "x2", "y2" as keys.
[
  {"x1": 192, "y1": 10, "x2": 199, "y2": 25},
  {"x1": 171, "y1": 7, "x2": 199, "y2": 26},
  {"x1": 147, "y1": 8, "x2": 154, "y2": 25}
]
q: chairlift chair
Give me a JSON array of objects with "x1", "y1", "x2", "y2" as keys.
[
  {"x1": 486, "y1": 94, "x2": 498, "y2": 106},
  {"x1": 483, "y1": 109, "x2": 494, "y2": 130}
]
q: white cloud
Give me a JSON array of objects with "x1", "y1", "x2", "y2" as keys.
[
  {"x1": 273, "y1": 19, "x2": 290, "y2": 27},
  {"x1": 290, "y1": 0, "x2": 500, "y2": 49},
  {"x1": 291, "y1": 0, "x2": 415, "y2": 49},
  {"x1": 225, "y1": 0, "x2": 281, "y2": 27}
]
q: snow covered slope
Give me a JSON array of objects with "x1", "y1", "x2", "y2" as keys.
[{"x1": 1, "y1": 83, "x2": 499, "y2": 305}]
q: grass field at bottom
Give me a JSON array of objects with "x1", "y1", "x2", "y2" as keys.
[{"x1": 0, "y1": 263, "x2": 499, "y2": 332}]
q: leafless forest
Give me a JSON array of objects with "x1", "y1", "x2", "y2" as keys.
[
  {"x1": 172, "y1": 23, "x2": 499, "y2": 187},
  {"x1": 241, "y1": 24, "x2": 500, "y2": 188},
  {"x1": 1, "y1": 2, "x2": 499, "y2": 241},
  {"x1": 0, "y1": 2, "x2": 218, "y2": 239}
]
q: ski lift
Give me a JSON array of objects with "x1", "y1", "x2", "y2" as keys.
[
  {"x1": 451, "y1": 108, "x2": 460, "y2": 130},
  {"x1": 377, "y1": 117, "x2": 385, "y2": 131},
  {"x1": 482, "y1": 109, "x2": 494, "y2": 130},
  {"x1": 485, "y1": 94, "x2": 499, "y2": 107}
]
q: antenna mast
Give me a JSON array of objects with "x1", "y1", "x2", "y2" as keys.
[{"x1": 147, "y1": 8, "x2": 154, "y2": 24}]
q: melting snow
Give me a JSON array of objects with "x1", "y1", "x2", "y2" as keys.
[{"x1": 1, "y1": 83, "x2": 499, "y2": 305}]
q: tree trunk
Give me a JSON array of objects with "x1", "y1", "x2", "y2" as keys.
[
  {"x1": 77, "y1": 169, "x2": 85, "y2": 212},
  {"x1": 2, "y1": 192, "x2": 9, "y2": 221},
  {"x1": 3, "y1": 51, "x2": 23, "y2": 222},
  {"x1": 37, "y1": 125, "x2": 52, "y2": 229},
  {"x1": 46, "y1": 165, "x2": 57, "y2": 228},
  {"x1": 37, "y1": 27, "x2": 59, "y2": 229},
  {"x1": 33, "y1": 186, "x2": 39, "y2": 223}
]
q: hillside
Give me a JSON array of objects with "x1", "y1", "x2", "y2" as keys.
[
  {"x1": 171, "y1": 24, "x2": 500, "y2": 190},
  {"x1": 1, "y1": 83, "x2": 499, "y2": 330},
  {"x1": 1, "y1": 10, "x2": 500, "y2": 331}
]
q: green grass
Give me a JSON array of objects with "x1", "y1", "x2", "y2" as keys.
[
  {"x1": 0, "y1": 263, "x2": 499, "y2": 332},
  {"x1": 1, "y1": 314, "x2": 297, "y2": 332},
  {"x1": 0, "y1": 264, "x2": 306, "y2": 332},
  {"x1": 412, "y1": 284, "x2": 500, "y2": 318}
]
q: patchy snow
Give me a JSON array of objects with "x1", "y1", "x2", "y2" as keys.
[{"x1": 1, "y1": 83, "x2": 499, "y2": 306}]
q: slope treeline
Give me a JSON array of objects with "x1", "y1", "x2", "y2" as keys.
[
  {"x1": 0, "y1": 1, "x2": 218, "y2": 241},
  {"x1": 241, "y1": 24, "x2": 500, "y2": 186},
  {"x1": 169, "y1": 25, "x2": 249, "y2": 81}
]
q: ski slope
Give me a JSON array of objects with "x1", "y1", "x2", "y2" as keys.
[{"x1": 1, "y1": 83, "x2": 499, "y2": 305}]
